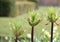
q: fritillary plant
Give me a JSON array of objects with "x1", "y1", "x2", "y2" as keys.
[
  {"x1": 46, "y1": 7, "x2": 60, "y2": 42},
  {"x1": 10, "y1": 22, "x2": 25, "y2": 42},
  {"x1": 27, "y1": 12, "x2": 40, "y2": 42}
]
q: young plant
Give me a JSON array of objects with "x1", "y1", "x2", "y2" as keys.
[
  {"x1": 10, "y1": 22, "x2": 24, "y2": 42},
  {"x1": 46, "y1": 8, "x2": 59, "y2": 42},
  {"x1": 27, "y1": 12, "x2": 40, "y2": 42}
]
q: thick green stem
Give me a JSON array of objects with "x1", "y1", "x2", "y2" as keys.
[
  {"x1": 15, "y1": 35, "x2": 18, "y2": 42},
  {"x1": 31, "y1": 26, "x2": 34, "y2": 42},
  {"x1": 51, "y1": 22, "x2": 54, "y2": 42}
]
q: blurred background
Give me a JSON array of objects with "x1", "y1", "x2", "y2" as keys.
[
  {"x1": 0, "y1": 0, "x2": 60, "y2": 42},
  {"x1": 0, "y1": 0, "x2": 60, "y2": 17}
]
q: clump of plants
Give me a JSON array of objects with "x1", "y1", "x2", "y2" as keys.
[
  {"x1": 27, "y1": 12, "x2": 40, "y2": 42},
  {"x1": 10, "y1": 22, "x2": 25, "y2": 42}
]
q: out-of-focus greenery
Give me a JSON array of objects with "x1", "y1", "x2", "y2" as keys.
[
  {"x1": 0, "y1": 0, "x2": 37, "y2": 17},
  {"x1": 16, "y1": 0, "x2": 40, "y2": 4},
  {"x1": 0, "y1": 0, "x2": 16, "y2": 17},
  {"x1": 16, "y1": 1, "x2": 36, "y2": 15},
  {"x1": 27, "y1": 0, "x2": 40, "y2": 8},
  {"x1": 0, "y1": 7, "x2": 60, "y2": 42}
]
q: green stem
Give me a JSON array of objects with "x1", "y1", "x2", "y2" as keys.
[
  {"x1": 51, "y1": 22, "x2": 54, "y2": 42},
  {"x1": 31, "y1": 26, "x2": 34, "y2": 42}
]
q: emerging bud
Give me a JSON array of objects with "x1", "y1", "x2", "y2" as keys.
[
  {"x1": 47, "y1": 7, "x2": 58, "y2": 22},
  {"x1": 28, "y1": 12, "x2": 40, "y2": 26}
]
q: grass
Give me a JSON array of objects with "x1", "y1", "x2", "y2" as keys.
[{"x1": 0, "y1": 7, "x2": 60, "y2": 40}]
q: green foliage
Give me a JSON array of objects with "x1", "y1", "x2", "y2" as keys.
[
  {"x1": 0, "y1": 0, "x2": 16, "y2": 17},
  {"x1": 17, "y1": 1, "x2": 36, "y2": 15},
  {"x1": 28, "y1": 12, "x2": 40, "y2": 26},
  {"x1": 0, "y1": 1, "x2": 10, "y2": 16},
  {"x1": 47, "y1": 7, "x2": 59, "y2": 22},
  {"x1": 10, "y1": 22, "x2": 24, "y2": 37},
  {"x1": 0, "y1": 7, "x2": 60, "y2": 42}
]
